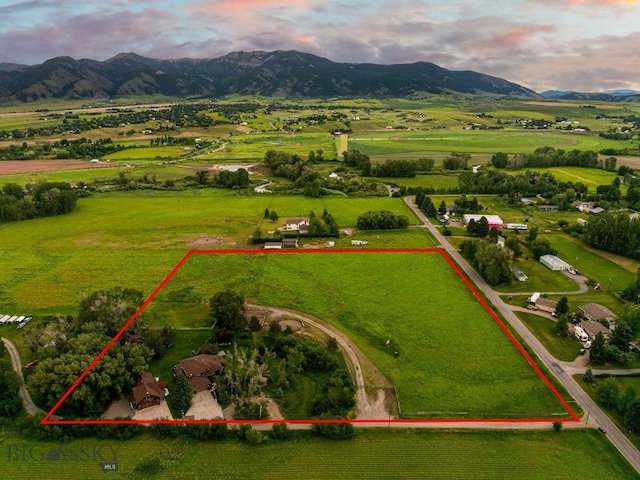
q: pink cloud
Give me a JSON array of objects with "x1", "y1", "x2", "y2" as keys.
[{"x1": 189, "y1": 0, "x2": 312, "y2": 15}]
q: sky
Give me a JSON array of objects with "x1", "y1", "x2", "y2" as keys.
[{"x1": 0, "y1": 0, "x2": 638, "y2": 92}]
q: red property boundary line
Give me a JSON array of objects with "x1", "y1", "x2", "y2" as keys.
[{"x1": 42, "y1": 248, "x2": 580, "y2": 425}]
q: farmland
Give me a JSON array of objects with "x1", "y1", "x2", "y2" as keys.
[
  {"x1": 0, "y1": 429, "x2": 636, "y2": 480},
  {"x1": 142, "y1": 250, "x2": 570, "y2": 419}
]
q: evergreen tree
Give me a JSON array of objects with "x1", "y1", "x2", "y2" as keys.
[
  {"x1": 590, "y1": 332, "x2": 608, "y2": 365},
  {"x1": 555, "y1": 297, "x2": 569, "y2": 316}
]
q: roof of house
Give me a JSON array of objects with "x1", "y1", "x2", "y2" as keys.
[
  {"x1": 285, "y1": 217, "x2": 308, "y2": 225},
  {"x1": 579, "y1": 302, "x2": 618, "y2": 321},
  {"x1": 187, "y1": 375, "x2": 212, "y2": 392},
  {"x1": 175, "y1": 354, "x2": 224, "y2": 378},
  {"x1": 535, "y1": 298, "x2": 557, "y2": 309},
  {"x1": 131, "y1": 371, "x2": 164, "y2": 405},
  {"x1": 581, "y1": 320, "x2": 611, "y2": 338}
]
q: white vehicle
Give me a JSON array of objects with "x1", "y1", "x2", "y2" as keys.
[
  {"x1": 351, "y1": 240, "x2": 368, "y2": 246},
  {"x1": 528, "y1": 292, "x2": 540, "y2": 304},
  {"x1": 574, "y1": 326, "x2": 589, "y2": 342},
  {"x1": 584, "y1": 340, "x2": 592, "y2": 349}
]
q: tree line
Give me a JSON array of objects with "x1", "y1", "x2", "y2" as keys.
[{"x1": 0, "y1": 182, "x2": 77, "y2": 222}]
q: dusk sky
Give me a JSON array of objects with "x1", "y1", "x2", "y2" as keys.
[{"x1": 0, "y1": 0, "x2": 638, "y2": 92}]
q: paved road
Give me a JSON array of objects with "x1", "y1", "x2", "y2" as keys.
[
  {"x1": 2, "y1": 336, "x2": 46, "y2": 417},
  {"x1": 404, "y1": 196, "x2": 640, "y2": 473}
]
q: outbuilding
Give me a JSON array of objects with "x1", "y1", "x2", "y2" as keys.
[
  {"x1": 540, "y1": 254, "x2": 571, "y2": 271},
  {"x1": 462, "y1": 214, "x2": 504, "y2": 229},
  {"x1": 535, "y1": 298, "x2": 557, "y2": 313}
]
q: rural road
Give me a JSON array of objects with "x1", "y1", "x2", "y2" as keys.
[
  {"x1": 404, "y1": 196, "x2": 640, "y2": 473},
  {"x1": 1, "y1": 336, "x2": 47, "y2": 417},
  {"x1": 247, "y1": 304, "x2": 385, "y2": 420}
]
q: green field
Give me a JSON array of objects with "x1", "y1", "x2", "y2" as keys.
[
  {"x1": 376, "y1": 174, "x2": 460, "y2": 190},
  {"x1": 349, "y1": 130, "x2": 625, "y2": 157},
  {"x1": 0, "y1": 428, "x2": 635, "y2": 479},
  {"x1": 141, "y1": 251, "x2": 570, "y2": 419},
  {"x1": 0, "y1": 192, "x2": 420, "y2": 317}
]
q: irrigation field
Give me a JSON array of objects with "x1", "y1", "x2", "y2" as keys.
[{"x1": 141, "y1": 250, "x2": 571, "y2": 419}]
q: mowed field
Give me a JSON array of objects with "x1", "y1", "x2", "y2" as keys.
[
  {"x1": 0, "y1": 429, "x2": 635, "y2": 480},
  {"x1": 0, "y1": 192, "x2": 416, "y2": 316},
  {"x1": 143, "y1": 250, "x2": 571, "y2": 419}
]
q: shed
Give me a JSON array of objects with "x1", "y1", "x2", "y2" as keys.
[
  {"x1": 589, "y1": 207, "x2": 605, "y2": 215},
  {"x1": 520, "y1": 198, "x2": 535, "y2": 206},
  {"x1": 511, "y1": 267, "x2": 528, "y2": 282},
  {"x1": 538, "y1": 205, "x2": 559, "y2": 212},
  {"x1": 264, "y1": 242, "x2": 282, "y2": 250},
  {"x1": 540, "y1": 254, "x2": 571, "y2": 271},
  {"x1": 497, "y1": 236, "x2": 506, "y2": 248},
  {"x1": 577, "y1": 218, "x2": 588, "y2": 226},
  {"x1": 282, "y1": 238, "x2": 299, "y2": 249}
]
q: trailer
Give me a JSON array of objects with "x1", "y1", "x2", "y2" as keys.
[
  {"x1": 505, "y1": 223, "x2": 528, "y2": 230},
  {"x1": 6, "y1": 315, "x2": 19, "y2": 324},
  {"x1": 15, "y1": 316, "x2": 25, "y2": 323},
  {"x1": 574, "y1": 326, "x2": 589, "y2": 342},
  {"x1": 0, "y1": 315, "x2": 11, "y2": 325}
]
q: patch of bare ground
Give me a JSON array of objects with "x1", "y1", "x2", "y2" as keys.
[
  {"x1": 615, "y1": 155, "x2": 640, "y2": 169},
  {"x1": 190, "y1": 235, "x2": 224, "y2": 247}
]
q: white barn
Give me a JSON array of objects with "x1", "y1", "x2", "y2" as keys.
[{"x1": 539, "y1": 254, "x2": 571, "y2": 271}]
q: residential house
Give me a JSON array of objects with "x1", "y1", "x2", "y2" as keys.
[
  {"x1": 173, "y1": 354, "x2": 224, "y2": 394},
  {"x1": 581, "y1": 320, "x2": 612, "y2": 341},
  {"x1": 579, "y1": 303, "x2": 618, "y2": 325},
  {"x1": 511, "y1": 267, "x2": 528, "y2": 282},
  {"x1": 130, "y1": 372, "x2": 166, "y2": 410},
  {"x1": 535, "y1": 298, "x2": 557, "y2": 313},
  {"x1": 282, "y1": 218, "x2": 309, "y2": 232}
]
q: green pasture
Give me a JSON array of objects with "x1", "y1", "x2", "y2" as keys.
[
  {"x1": 195, "y1": 133, "x2": 336, "y2": 161},
  {"x1": 0, "y1": 192, "x2": 419, "y2": 316},
  {"x1": 546, "y1": 235, "x2": 637, "y2": 295},
  {"x1": 103, "y1": 146, "x2": 189, "y2": 160},
  {"x1": 493, "y1": 252, "x2": 579, "y2": 294},
  {"x1": 144, "y1": 251, "x2": 571, "y2": 419},
  {"x1": 507, "y1": 167, "x2": 620, "y2": 191},
  {"x1": 0, "y1": 163, "x2": 190, "y2": 186},
  {"x1": 349, "y1": 130, "x2": 625, "y2": 157},
  {"x1": 517, "y1": 312, "x2": 583, "y2": 362},
  {"x1": 0, "y1": 429, "x2": 635, "y2": 480}
]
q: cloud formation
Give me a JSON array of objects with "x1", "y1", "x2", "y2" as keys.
[{"x1": 0, "y1": 0, "x2": 637, "y2": 91}]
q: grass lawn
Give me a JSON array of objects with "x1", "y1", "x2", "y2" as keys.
[
  {"x1": 506, "y1": 167, "x2": 621, "y2": 192},
  {"x1": 517, "y1": 312, "x2": 583, "y2": 362},
  {"x1": 142, "y1": 251, "x2": 571, "y2": 419},
  {"x1": 547, "y1": 234, "x2": 637, "y2": 294},
  {"x1": 0, "y1": 428, "x2": 636, "y2": 479}
]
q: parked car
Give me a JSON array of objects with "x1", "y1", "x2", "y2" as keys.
[
  {"x1": 584, "y1": 340, "x2": 592, "y2": 349},
  {"x1": 578, "y1": 348, "x2": 586, "y2": 355},
  {"x1": 572, "y1": 318, "x2": 581, "y2": 325}
]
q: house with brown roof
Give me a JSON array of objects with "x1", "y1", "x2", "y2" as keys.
[
  {"x1": 173, "y1": 354, "x2": 224, "y2": 394},
  {"x1": 130, "y1": 371, "x2": 166, "y2": 410},
  {"x1": 535, "y1": 298, "x2": 557, "y2": 313},
  {"x1": 579, "y1": 303, "x2": 618, "y2": 324}
]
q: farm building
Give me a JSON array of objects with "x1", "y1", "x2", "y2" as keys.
[
  {"x1": 264, "y1": 242, "x2": 282, "y2": 250},
  {"x1": 538, "y1": 205, "x2": 559, "y2": 212},
  {"x1": 511, "y1": 267, "x2": 528, "y2": 282},
  {"x1": 539, "y1": 254, "x2": 571, "y2": 271},
  {"x1": 462, "y1": 214, "x2": 504, "y2": 229},
  {"x1": 520, "y1": 198, "x2": 535, "y2": 206},
  {"x1": 535, "y1": 298, "x2": 557, "y2": 313},
  {"x1": 130, "y1": 372, "x2": 166, "y2": 410},
  {"x1": 579, "y1": 303, "x2": 618, "y2": 324},
  {"x1": 282, "y1": 238, "x2": 299, "y2": 249},
  {"x1": 505, "y1": 223, "x2": 528, "y2": 231},
  {"x1": 589, "y1": 207, "x2": 605, "y2": 215},
  {"x1": 577, "y1": 218, "x2": 588, "y2": 226},
  {"x1": 173, "y1": 354, "x2": 224, "y2": 394}
]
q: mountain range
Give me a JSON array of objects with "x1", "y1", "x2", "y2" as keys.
[
  {"x1": 540, "y1": 89, "x2": 640, "y2": 102},
  {"x1": 0, "y1": 50, "x2": 538, "y2": 103}
]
